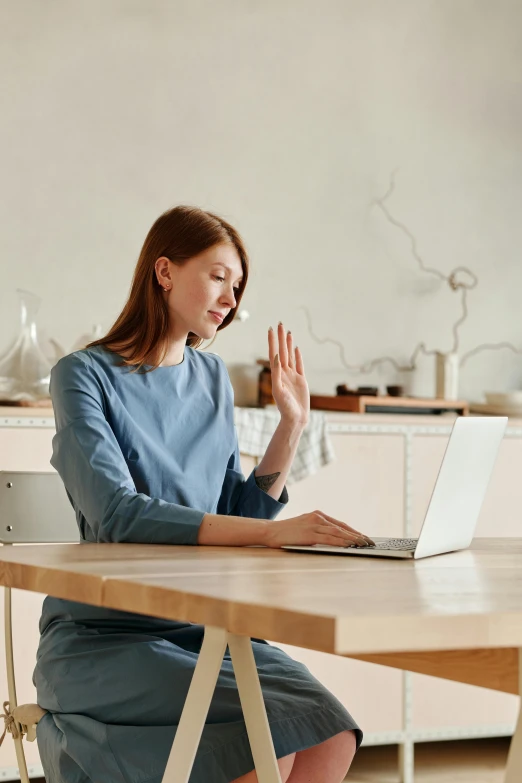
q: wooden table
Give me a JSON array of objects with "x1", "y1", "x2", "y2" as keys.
[{"x1": 1, "y1": 539, "x2": 521, "y2": 783}]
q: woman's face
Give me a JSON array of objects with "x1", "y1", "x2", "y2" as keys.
[{"x1": 157, "y1": 243, "x2": 244, "y2": 340}]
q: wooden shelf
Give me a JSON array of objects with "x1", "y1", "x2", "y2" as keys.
[{"x1": 310, "y1": 394, "x2": 469, "y2": 416}]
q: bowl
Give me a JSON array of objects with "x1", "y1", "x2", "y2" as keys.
[
  {"x1": 386, "y1": 385, "x2": 404, "y2": 397},
  {"x1": 485, "y1": 391, "x2": 522, "y2": 407}
]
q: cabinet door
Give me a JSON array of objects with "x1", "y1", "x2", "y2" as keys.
[
  {"x1": 272, "y1": 643, "x2": 404, "y2": 738},
  {"x1": 280, "y1": 433, "x2": 405, "y2": 538},
  {"x1": 412, "y1": 434, "x2": 522, "y2": 537},
  {"x1": 265, "y1": 433, "x2": 406, "y2": 737},
  {"x1": 0, "y1": 427, "x2": 55, "y2": 471},
  {"x1": 411, "y1": 434, "x2": 520, "y2": 733}
]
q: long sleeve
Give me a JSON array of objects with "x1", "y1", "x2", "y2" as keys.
[
  {"x1": 50, "y1": 354, "x2": 205, "y2": 544},
  {"x1": 217, "y1": 437, "x2": 289, "y2": 519}
]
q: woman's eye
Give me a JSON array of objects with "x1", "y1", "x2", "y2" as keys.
[{"x1": 213, "y1": 275, "x2": 239, "y2": 294}]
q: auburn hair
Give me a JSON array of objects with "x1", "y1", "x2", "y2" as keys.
[{"x1": 86, "y1": 206, "x2": 249, "y2": 372}]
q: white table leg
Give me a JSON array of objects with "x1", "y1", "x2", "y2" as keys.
[
  {"x1": 228, "y1": 634, "x2": 283, "y2": 783},
  {"x1": 4, "y1": 585, "x2": 31, "y2": 783},
  {"x1": 505, "y1": 648, "x2": 522, "y2": 783},
  {"x1": 162, "y1": 626, "x2": 228, "y2": 783},
  {"x1": 161, "y1": 628, "x2": 281, "y2": 783}
]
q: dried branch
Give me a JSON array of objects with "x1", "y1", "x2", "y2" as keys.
[
  {"x1": 460, "y1": 342, "x2": 522, "y2": 367},
  {"x1": 374, "y1": 170, "x2": 448, "y2": 282},
  {"x1": 451, "y1": 287, "x2": 469, "y2": 354},
  {"x1": 376, "y1": 176, "x2": 522, "y2": 367},
  {"x1": 303, "y1": 172, "x2": 485, "y2": 375},
  {"x1": 302, "y1": 171, "x2": 522, "y2": 378},
  {"x1": 300, "y1": 306, "x2": 438, "y2": 374},
  {"x1": 373, "y1": 172, "x2": 478, "y2": 355}
]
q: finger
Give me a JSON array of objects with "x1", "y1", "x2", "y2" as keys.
[
  {"x1": 295, "y1": 345, "x2": 305, "y2": 375},
  {"x1": 268, "y1": 326, "x2": 277, "y2": 366},
  {"x1": 278, "y1": 322, "x2": 289, "y2": 368},
  {"x1": 286, "y1": 331, "x2": 295, "y2": 369},
  {"x1": 328, "y1": 521, "x2": 374, "y2": 545},
  {"x1": 314, "y1": 511, "x2": 360, "y2": 534},
  {"x1": 315, "y1": 524, "x2": 369, "y2": 547},
  {"x1": 314, "y1": 532, "x2": 366, "y2": 548},
  {"x1": 272, "y1": 352, "x2": 282, "y2": 389},
  {"x1": 332, "y1": 526, "x2": 370, "y2": 546},
  {"x1": 317, "y1": 512, "x2": 375, "y2": 545}
]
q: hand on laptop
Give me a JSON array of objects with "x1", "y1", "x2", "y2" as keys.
[{"x1": 264, "y1": 510, "x2": 375, "y2": 549}]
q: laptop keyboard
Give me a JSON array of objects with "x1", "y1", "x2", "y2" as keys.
[{"x1": 351, "y1": 538, "x2": 418, "y2": 551}]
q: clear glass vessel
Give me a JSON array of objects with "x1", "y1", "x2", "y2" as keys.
[{"x1": 0, "y1": 289, "x2": 53, "y2": 402}]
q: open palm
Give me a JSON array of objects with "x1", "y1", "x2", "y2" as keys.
[{"x1": 268, "y1": 323, "x2": 310, "y2": 426}]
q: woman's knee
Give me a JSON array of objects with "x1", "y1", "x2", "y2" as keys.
[
  {"x1": 327, "y1": 730, "x2": 358, "y2": 776},
  {"x1": 231, "y1": 752, "x2": 296, "y2": 782},
  {"x1": 334, "y1": 729, "x2": 358, "y2": 764},
  {"x1": 291, "y1": 729, "x2": 358, "y2": 781}
]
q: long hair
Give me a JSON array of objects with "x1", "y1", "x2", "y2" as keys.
[{"x1": 86, "y1": 206, "x2": 249, "y2": 372}]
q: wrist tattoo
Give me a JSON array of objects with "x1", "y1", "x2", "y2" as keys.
[{"x1": 255, "y1": 471, "x2": 281, "y2": 493}]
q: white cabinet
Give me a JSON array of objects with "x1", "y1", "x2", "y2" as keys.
[
  {"x1": 272, "y1": 431, "x2": 406, "y2": 738},
  {"x1": 408, "y1": 433, "x2": 521, "y2": 740},
  {"x1": 270, "y1": 418, "x2": 520, "y2": 750}
]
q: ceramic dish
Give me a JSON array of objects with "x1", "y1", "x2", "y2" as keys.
[
  {"x1": 470, "y1": 402, "x2": 522, "y2": 417},
  {"x1": 485, "y1": 391, "x2": 522, "y2": 406}
]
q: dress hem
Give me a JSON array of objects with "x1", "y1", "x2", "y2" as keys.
[{"x1": 142, "y1": 704, "x2": 363, "y2": 783}]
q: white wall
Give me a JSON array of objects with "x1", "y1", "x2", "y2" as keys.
[{"x1": 1, "y1": 0, "x2": 521, "y2": 404}]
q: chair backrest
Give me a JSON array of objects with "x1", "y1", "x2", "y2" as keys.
[{"x1": 0, "y1": 471, "x2": 79, "y2": 544}]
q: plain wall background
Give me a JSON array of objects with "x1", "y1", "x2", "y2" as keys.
[{"x1": 1, "y1": 0, "x2": 521, "y2": 404}]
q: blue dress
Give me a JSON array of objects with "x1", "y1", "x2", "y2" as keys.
[{"x1": 34, "y1": 345, "x2": 362, "y2": 783}]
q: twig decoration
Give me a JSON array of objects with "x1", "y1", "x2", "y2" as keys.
[{"x1": 302, "y1": 171, "x2": 522, "y2": 373}]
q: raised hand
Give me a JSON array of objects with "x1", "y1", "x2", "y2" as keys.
[{"x1": 268, "y1": 322, "x2": 310, "y2": 427}]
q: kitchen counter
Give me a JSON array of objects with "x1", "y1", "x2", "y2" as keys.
[{"x1": 2, "y1": 405, "x2": 522, "y2": 429}]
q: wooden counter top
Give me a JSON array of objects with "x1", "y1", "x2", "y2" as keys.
[{"x1": 2, "y1": 405, "x2": 522, "y2": 428}]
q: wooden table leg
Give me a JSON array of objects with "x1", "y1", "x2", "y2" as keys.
[{"x1": 505, "y1": 649, "x2": 522, "y2": 783}]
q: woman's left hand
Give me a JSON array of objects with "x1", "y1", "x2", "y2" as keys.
[{"x1": 268, "y1": 323, "x2": 310, "y2": 427}]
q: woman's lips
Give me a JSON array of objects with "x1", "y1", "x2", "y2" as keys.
[{"x1": 209, "y1": 311, "x2": 224, "y2": 323}]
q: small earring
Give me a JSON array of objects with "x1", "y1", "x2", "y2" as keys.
[{"x1": 163, "y1": 286, "x2": 170, "y2": 292}]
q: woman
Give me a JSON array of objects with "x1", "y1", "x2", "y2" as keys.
[{"x1": 34, "y1": 206, "x2": 372, "y2": 783}]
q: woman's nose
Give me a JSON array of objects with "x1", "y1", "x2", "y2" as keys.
[{"x1": 221, "y1": 286, "x2": 236, "y2": 308}]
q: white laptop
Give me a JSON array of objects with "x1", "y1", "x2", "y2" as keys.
[{"x1": 283, "y1": 416, "x2": 508, "y2": 560}]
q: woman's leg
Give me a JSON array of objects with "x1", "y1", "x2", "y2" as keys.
[
  {"x1": 231, "y1": 752, "x2": 296, "y2": 782},
  {"x1": 287, "y1": 730, "x2": 357, "y2": 783},
  {"x1": 230, "y1": 730, "x2": 357, "y2": 783}
]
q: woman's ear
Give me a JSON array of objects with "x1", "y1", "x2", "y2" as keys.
[{"x1": 155, "y1": 257, "x2": 172, "y2": 290}]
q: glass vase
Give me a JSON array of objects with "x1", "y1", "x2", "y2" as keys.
[{"x1": 0, "y1": 289, "x2": 53, "y2": 403}]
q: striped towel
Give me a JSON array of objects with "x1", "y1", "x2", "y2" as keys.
[{"x1": 233, "y1": 406, "x2": 335, "y2": 485}]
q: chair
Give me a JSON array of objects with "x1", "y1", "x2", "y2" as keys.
[{"x1": 0, "y1": 471, "x2": 79, "y2": 783}]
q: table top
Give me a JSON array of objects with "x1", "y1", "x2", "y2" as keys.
[{"x1": 1, "y1": 538, "x2": 522, "y2": 656}]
